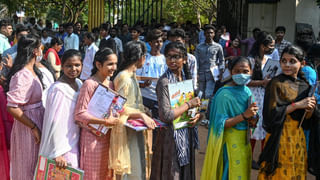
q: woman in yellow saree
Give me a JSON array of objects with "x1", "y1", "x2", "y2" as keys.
[{"x1": 201, "y1": 56, "x2": 258, "y2": 180}]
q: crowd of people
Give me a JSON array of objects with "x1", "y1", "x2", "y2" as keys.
[{"x1": 0, "y1": 16, "x2": 320, "y2": 180}]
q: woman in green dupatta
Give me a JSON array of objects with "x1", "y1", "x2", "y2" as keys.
[{"x1": 201, "y1": 56, "x2": 258, "y2": 180}]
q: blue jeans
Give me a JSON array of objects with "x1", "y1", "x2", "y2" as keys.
[{"x1": 199, "y1": 71, "x2": 215, "y2": 99}]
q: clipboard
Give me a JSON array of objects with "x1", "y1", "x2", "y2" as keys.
[
  {"x1": 262, "y1": 59, "x2": 281, "y2": 79},
  {"x1": 79, "y1": 83, "x2": 127, "y2": 136}
]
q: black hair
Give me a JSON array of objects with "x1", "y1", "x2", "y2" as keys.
[
  {"x1": 249, "y1": 31, "x2": 274, "y2": 80},
  {"x1": 131, "y1": 25, "x2": 143, "y2": 33},
  {"x1": 6, "y1": 34, "x2": 43, "y2": 91},
  {"x1": 252, "y1": 28, "x2": 261, "y2": 33},
  {"x1": 41, "y1": 28, "x2": 48, "y2": 34},
  {"x1": 15, "y1": 24, "x2": 28, "y2": 35},
  {"x1": 50, "y1": 37, "x2": 63, "y2": 47},
  {"x1": 275, "y1": 26, "x2": 286, "y2": 33},
  {"x1": 307, "y1": 43, "x2": 320, "y2": 62},
  {"x1": 146, "y1": 28, "x2": 162, "y2": 42},
  {"x1": 164, "y1": 42, "x2": 191, "y2": 80},
  {"x1": 0, "y1": 19, "x2": 12, "y2": 28},
  {"x1": 220, "y1": 25, "x2": 226, "y2": 31},
  {"x1": 29, "y1": 17, "x2": 36, "y2": 24},
  {"x1": 84, "y1": 32, "x2": 95, "y2": 42},
  {"x1": 61, "y1": 49, "x2": 82, "y2": 65},
  {"x1": 46, "y1": 21, "x2": 52, "y2": 29},
  {"x1": 117, "y1": 41, "x2": 147, "y2": 73},
  {"x1": 65, "y1": 23, "x2": 73, "y2": 28},
  {"x1": 99, "y1": 38, "x2": 117, "y2": 54},
  {"x1": 91, "y1": 48, "x2": 116, "y2": 76},
  {"x1": 281, "y1": 45, "x2": 304, "y2": 62},
  {"x1": 281, "y1": 45, "x2": 307, "y2": 82},
  {"x1": 204, "y1": 25, "x2": 216, "y2": 32},
  {"x1": 228, "y1": 56, "x2": 252, "y2": 72},
  {"x1": 100, "y1": 23, "x2": 110, "y2": 32},
  {"x1": 169, "y1": 28, "x2": 186, "y2": 39},
  {"x1": 122, "y1": 23, "x2": 129, "y2": 28},
  {"x1": 230, "y1": 36, "x2": 240, "y2": 42},
  {"x1": 40, "y1": 60, "x2": 57, "y2": 81}
]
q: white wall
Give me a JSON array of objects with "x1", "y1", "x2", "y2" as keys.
[
  {"x1": 295, "y1": 0, "x2": 320, "y2": 40},
  {"x1": 247, "y1": 0, "x2": 320, "y2": 42},
  {"x1": 247, "y1": 3, "x2": 277, "y2": 37},
  {"x1": 275, "y1": 0, "x2": 296, "y2": 42}
]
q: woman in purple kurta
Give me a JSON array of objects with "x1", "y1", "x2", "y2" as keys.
[{"x1": 6, "y1": 35, "x2": 45, "y2": 180}]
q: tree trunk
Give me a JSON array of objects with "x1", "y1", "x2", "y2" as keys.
[{"x1": 197, "y1": 9, "x2": 201, "y2": 27}]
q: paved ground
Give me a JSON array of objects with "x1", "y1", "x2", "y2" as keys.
[{"x1": 195, "y1": 125, "x2": 315, "y2": 180}]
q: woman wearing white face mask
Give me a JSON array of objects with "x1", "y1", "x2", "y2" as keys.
[
  {"x1": 5, "y1": 34, "x2": 45, "y2": 180},
  {"x1": 201, "y1": 56, "x2": 258, "y2": 180}
]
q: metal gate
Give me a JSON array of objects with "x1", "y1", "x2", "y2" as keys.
[{"x1": 89, "y1": 0, "x2": 164, "y2": 30}]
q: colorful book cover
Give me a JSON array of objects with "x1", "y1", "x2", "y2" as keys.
[
  {"x1": 34, "y1": 156, "x2": 84, "y2": 180},
  {"x1": 168, "y1": 79, "x2": 194, "y2": 129}
]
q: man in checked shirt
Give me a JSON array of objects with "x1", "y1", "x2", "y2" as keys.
[
  {"x1": 275, "y1": 26, "x2": 292, "y2": 57},
  {"x1": 195, "y1": 25, "x2": 225, "y2": 99}
]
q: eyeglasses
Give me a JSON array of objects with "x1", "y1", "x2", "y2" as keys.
[{"x1": 166, "y1": 54, "x2": 182, "y2": 61}]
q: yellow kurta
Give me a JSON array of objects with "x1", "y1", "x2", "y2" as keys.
[
  {"x1": 258, "y1": 116, "x2": 307, "y2": 180},
  {"x1": 112, "y1": 70, "x2": 148, "y2": 180}
]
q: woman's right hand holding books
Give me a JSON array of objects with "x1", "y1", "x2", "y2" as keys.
[
  {"x1": 104, "y1": 108, "x2": 120, "y2": 126},
  {"x1": 141, "y1": 113, "x2": 156, "y2": 129},
  {"x1": 55, "y1": 156, "x2": 67, "y2": 169}
]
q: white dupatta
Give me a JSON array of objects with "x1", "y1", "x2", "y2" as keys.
[{"x1": 39, "y1": 79, "x2": 82, "y2": 159}]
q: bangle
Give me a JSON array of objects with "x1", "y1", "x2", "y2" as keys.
[
  {"x1": 186, "y1": 102, "x2": 191, "y2": 109},
  {"x1": 241, "y1": 113, "x2": 249, "y2": 121},
  {"x1": 291, "y1": 102, "x2": 295, "y2": 107},
  {"x1": 31, "y1": 123, "x2": 36, "y2": 130}
]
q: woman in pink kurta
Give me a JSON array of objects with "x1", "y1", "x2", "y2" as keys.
[
  {"x1": 6, "y1": 34, "x2": 45, "y2": 180},
  {"x1": 74, "y1": 48, "x2": 119, "y2": 180}
]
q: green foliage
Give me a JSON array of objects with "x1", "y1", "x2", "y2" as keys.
[
  {"x1": 162, "y1": 0, "x2": 216, "y2": 24},
  {"x1": 0, "y1": 0, "x2": 87, "y2": 23},
  {"x1": 1, "y1": 0, "x2": 217, "y2": 25}
]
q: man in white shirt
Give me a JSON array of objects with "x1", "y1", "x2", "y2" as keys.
[
  {"x1": 41, "y1": 28, "x2": 52, "y2": 49},
  {"x1": 80, "y1": 32, "x2": 99, "y2": 80},
  {"x1": 136, "y1": 29, "x2": 166, "y2": 80},
  {"x1": 64, "y1": 23, "x2": 79, "y2": 51},
  {"x1": 0, "y1": 20, "x2": 13, "y2": 55},
  {"x1": 136, "y1": 29, "x2": 166, "y2": 120}
]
